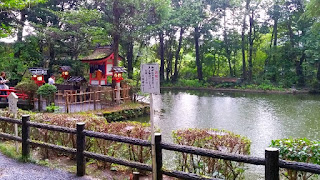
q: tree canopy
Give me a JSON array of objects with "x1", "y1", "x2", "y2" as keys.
[{"x1": 1, "y1": 0, "x2": 320, "y2": 89}]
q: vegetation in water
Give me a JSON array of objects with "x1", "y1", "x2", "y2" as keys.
[
  {"x1": 270, "y1": 138, "x2": 320, "y2": 180},
  {"x1": 172, "y1": 128, "x2": 251, "y2": 179}
]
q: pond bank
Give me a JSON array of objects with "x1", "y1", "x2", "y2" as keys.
[
  {"x1": 90, "y1": 102, "x2": 150, "y2": 122},
  {"x1": 161, "y1": 86, "x2": 310, "y2": 94}
]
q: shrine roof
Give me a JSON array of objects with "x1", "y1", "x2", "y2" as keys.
[
  {"x1": 81, "y1": 46, "x2": 113, "y2": 61},
  {"x1": 110, "y1": 66, "x2": 127, "y2": 73},
  {"x1": 60, "y1": 66, "x2": 71, "y2": 71}
]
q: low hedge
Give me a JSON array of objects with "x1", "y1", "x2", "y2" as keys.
[
  {"x1": 270, "y1": 138, "x2": 320, "y2": 180},
  {"x1": 172, "y1": 128, "x2": 251, "y2": 179},
  {"x1": 0, "y1": 109, "x2": 152, "y2": 170}
]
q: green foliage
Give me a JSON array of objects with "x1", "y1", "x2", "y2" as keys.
[
  {"x1": 37, "y1": 84, "x2": 57, "y2": 97},
  {"x1": 270, "y1": 138, "x2": 320, "y2": 180},
  {"x1": 0, "y1": 0, "x2": 46, "y2": 37},
  {"x1": 37, "y1": 84, "x2": 57, "y2": 104},
  {"x1": 172, "y1": 128, "x2": 251, "y2": 179},
  {"x1": 164, "y1": 79, "x2": 209, "y2": 88},
  {"x1": 46, "y1": 103, "x2": 60, "y2": 112},
  {"x1": 15, "y1": 78, "x2": 38, "y2": 105},
  {"x1": 237, "y1": 81, "x2": 285, "y2": 91},
  {"x1": 104, "y1": 107, "x2": 149, "y2": 122},
  {"x1": 0, "y1": 110, "x2": 152, "y2": 171},
  {"x1": 0, "y1": 142, "x2": 21, "y2": 160}
]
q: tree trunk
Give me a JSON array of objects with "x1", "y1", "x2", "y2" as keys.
[
  {"x1": 173, "y1": 27, "x2": 184, "y2": 82},
  {"x1": 166, "y1": 37, "x2": 173, "y2": 81},
  {"x1": 127, "y1": 41, "x2": 134, "y2": 79},
  {"x1": 248, "y1": 10, "x2": 254, "y2": 82},
  {"x1": 194, "y1": 26, "x2": 203, "y2": 81},
  {"x1": 317, "y1": 62, "x2": 320, "y2": 82},
  {"x1": 223, "y1": 7, "x2": 233, "y2": 77},
  {"x1": 112, "y1": 0, "x2": 120, "y2": 88},
  {"x1": 296, "y1": 53, "x2": 305, "y2": 87},
  {"x1": 241, "y1": 0, "x2": 250, "y2": 81},
  {"x1": 159, "y1": 31, "x2": 165, "y2": 83},
  {"x1": 14, "y1": 9, "x2": 26, "y2": 58},
  {"x1": 17, "y1": 10, "x2": 26, "y2": 42},
  {"x1": 113, "y1": 0, "x2": 120, "y2": 67}
]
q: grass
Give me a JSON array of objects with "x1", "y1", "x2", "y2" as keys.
[{"x1": 0, "y1": 141, "x2": 21, "y2": 160}]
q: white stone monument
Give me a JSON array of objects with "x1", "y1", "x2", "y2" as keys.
[
  {"x1": 8, "y1": 92, "x2": 18, "y2": 115},
  {"x1": 8, "y1": 92, "x2": 18, "y2": 151}
]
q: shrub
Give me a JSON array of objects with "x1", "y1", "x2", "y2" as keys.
[
  {"x1": 37, "y1": 84, "x2": 57, "y2": 104},
  {"x1": 15, "y1": 79, "x2": 38, "y2": 105},
  {"x1": 0, "y1": 109, "x2": 152, "y2": 171},
  {"x1": 46, "y1": 103, "x2": 60, "y2": 112},
  {"x1": 172, "y1": 128, "x2": 251, "y2": 179},
  {"x1": 270, "y1": 138, "x2": 320, "y2": 180}
]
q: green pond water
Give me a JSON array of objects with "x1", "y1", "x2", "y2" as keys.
[{"x1": 133, "y1": 90, "x2": 320, "y2": 179}]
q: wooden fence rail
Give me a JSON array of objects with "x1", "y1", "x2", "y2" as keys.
[
  {"x1": 1, "y1": 115, "x2": 320, "y2": 180},
  {"x1": 54, "y1": 87, "x2": 130, "y2": 113}
]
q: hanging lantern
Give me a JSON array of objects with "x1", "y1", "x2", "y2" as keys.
[
  {"x1": 112, "y1": 72, "x2": 124, "y2": 83},
  {"x1": 60, "y1": 66, "x2": 71, "y2": 80},
  {"x1": 29, "y1": 68, "x2": 47, "y2": 86},
  {"x1": 61, "y1": 71, "x2": 70, "y2": 80}
]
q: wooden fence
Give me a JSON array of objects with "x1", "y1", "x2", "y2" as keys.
[
  {"x1": 54, "y1": 87, "x2": 131, "y2": 113},
  {"x1": 1, "y1": 115, "x2": 320, "y2": 180}
]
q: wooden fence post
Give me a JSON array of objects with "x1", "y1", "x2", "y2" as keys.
[
  {"x1": 65, "y1": 94, "x2": 69, "y2": 113},
  {"x1": 76, "y1": 122, "x2": 86, "y2": 176},
  {"x1": 93, "y1": 91, "x2": 97, "y2": 110},
  {"x1": 132, "y1": 172, "x2": 140, "y2": 180},
  {"x1": 22, "y1": 115, "x2": 30, "y2": 160},
  {"x1": 154, "y1": 133, "x2": 162, "y2": 180},
  {"x1": 265, "y1": 148, "x2": 279, "y2": 180},
  {"x1": 37, "y1": 95, "x2": 41, "y2": 112}
]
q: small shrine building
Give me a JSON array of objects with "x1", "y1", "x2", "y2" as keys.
[{"x1": 81, "y1": 46, "x2": 122, "y2": 86}]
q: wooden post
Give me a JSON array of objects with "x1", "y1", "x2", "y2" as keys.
[
  {"x1": 265, "y1": 148, "x2": 279, "y2": 180},
  {"x1": 93, "y1": 91, "x2": 97, "y2": 110},
  {"x1": 38, "y1": 94, "x2": 41, "y2": 111},
  {"x1": 22, "y1": 115, "x2": 30, "y2": 160},
  {"x1": 132, "y1": 172, "x2": 140, "y2": 180},
  {"x1": 76, "y1": 122, "x2": 86, "y2": 176},
  {"x1": 154, "y1": 133, "x2": 162, "y2": 180},
  {"x1": 65, "y1": 94, "x2": 69, "y2": 113}
]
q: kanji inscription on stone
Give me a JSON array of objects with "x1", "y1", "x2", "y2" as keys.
[{"x1": 8, "y1": 92, "x2": 18, "y2": 114}]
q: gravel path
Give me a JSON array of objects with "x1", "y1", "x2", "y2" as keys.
[{"x1": 0, "y1": 153, "x2": 93, "y2": 180}]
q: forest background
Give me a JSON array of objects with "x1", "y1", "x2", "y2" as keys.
[{"x1": 1, "y1": 0, "x2": 320, "y2": 89}]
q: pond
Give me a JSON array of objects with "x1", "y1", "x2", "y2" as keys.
[{"x1": 133, "y1": 90, "x2": 320, "y2": 179}]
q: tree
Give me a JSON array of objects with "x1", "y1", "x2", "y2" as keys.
[{"x1": 0, "y1": 0, "x2": 46, "y2": 37}]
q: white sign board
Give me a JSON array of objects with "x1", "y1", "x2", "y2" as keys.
[
  {"x1": 8, "y1": 92, "x2": 18, "y2": 114},
  {"x1": 140, "y1": 64, "x2": 160, "y2": 94}
]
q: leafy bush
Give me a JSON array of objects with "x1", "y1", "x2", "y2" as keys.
[
  {"x1": 270, "y1": 138, "x2": 320, "y2": 180},
  {"x1": 172, "y1": 128, "x2": 251, "y2": 179},
  {"x1": 15, "y1": 79, "x2": 38, "y2": 105},
  {"x1": 37, "y1": 84, "x2": 57, "y2": 104},
  {"x1": 46, "y1": 103, "x2": 60, "y2": 112},
  {"x1": 0, "y1": 109, "x2": 152, "y2": 171},
  {"x1": 104, "y1": 107, "x2": 148, "y2": 122}
]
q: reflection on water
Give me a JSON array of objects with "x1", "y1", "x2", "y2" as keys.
[{"x1": 133, "y1": 90, "x2": 320, "y2": 178}]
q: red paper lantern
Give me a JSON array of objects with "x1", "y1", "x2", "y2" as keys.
[
  {"x1": 31, "y1": 75, "x2": 45, "y2": 86},
  {"x1": 112, "y1": 72, "x2": 124, "y2": 83},
  {"x1": 61, "y1": 71, "x2": 70, "y2": 80}
]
